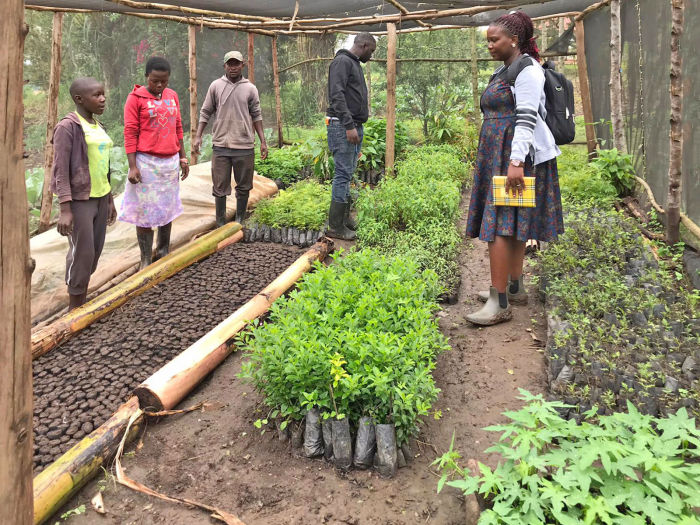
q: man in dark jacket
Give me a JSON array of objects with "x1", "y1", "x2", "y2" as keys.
[{"x1": 326, "y1": 32, "x2": 376, "y2": 240}]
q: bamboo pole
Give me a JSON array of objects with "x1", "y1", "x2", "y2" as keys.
[
  {"x1": 609, "y1": 0, "x2": 627, "y2": 153},
  {"x1": 471, "y1": 27, "x2": 479, "y2": 119},
  {"x1": 1, "y1": 1, "x2": 32, "y2": 523},
  {"x1": 188, "y1": 25, "x2": 198, "y2": 165},
  {"x1": 575, "y1": 19, "x2": 597, "y2": 157},
  {"x1": 271, "y1": 35, "x2": 283, "y2": 149},
  {"x1": 135, "y1": 239, "x2": 333, "y2": 411},
  {"x1": 31, "y1": 224, "x2": 243, "y2": 360},
  {"x1": 385, "y1": 23, "x2": 397, "y2": 172},
  {"x1": 33, "y1": 398, "x2": 143, "y2": 525},
  {"x1": 666, "y1": 0, "x2": 684, "y2": 244},
  {"x1": 247, "y1": 32, "x2": 255, "y2": 84},
  {"x1": 38, "y1": 12, "x2": 63, "y2": 233}
]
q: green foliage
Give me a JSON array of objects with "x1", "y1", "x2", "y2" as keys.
[
  {"x1": 356, "y1": 146, "x2": 470, "y2": 290},
  {"x1": 239, "y1": 249, "x2": 447, "y2": 445},
  {"x1": 254, "y1": 146, "x2": 306, "y2": 186},
  {"x1": 357, "y1": 117, "x2": 409, "y2": 173},
  {"x1": 435, "y1": 391, "x2": 700, "y2": 525},
  {"x1": 590, "y1": 148, "x2": 636, "y2": 197},
  {"x1": 557, "y1": 146, "x2": 617, "y2": 207},
  {"x1": 538, "y1": 205, "x2": 700, "y2": 417},
  {"x1": 295, "y1": 130, "x2": 335, "y2": 182},
  {"x1": 249, "y1": 180, "x2": 330, "y2": 230}
]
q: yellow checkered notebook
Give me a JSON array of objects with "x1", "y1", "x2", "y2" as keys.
[{"x1": 492, "y1": 176, "x2": 536, "y2": 208}]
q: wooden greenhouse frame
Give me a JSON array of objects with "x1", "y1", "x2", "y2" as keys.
[{"x1": 0, "y1": 0, "x2": 689, "y2": 522}]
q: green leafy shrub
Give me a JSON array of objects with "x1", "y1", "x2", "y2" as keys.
[
  {"x1": 254, "y1": 146, "x2": 306, "y2": 186},
  {"x1": 557, "y1": 147, "x2": 617, "y2": 206},
  {"x1": 296, "y1": 131, "x2": 335, "y2": 181},
  {"x1": 239, "y1": 249, "x2": 448, "y2": 445},
  {"x1": 249, "y1": 180, "x2": 330, "y2": 230},
  {"x1": 436, "y1": 391, "x2": 700, "y2": 525},
  {"x1": 591, "y1": 148, "x2": 636, "y2": 197},
  {"x1": 357, "y1": 117, "x2": 409, "y2": 174}
]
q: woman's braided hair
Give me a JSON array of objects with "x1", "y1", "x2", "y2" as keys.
[{"x1": 491, "y1": 11, "x2": 541, "y2": 62}]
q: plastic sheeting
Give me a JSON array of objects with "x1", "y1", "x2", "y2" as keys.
[
  {"x1": 584, "y1": 0, "x2": 699, "y2": 226},
  {"x1": 30, "y1": 162, "x2": 278, "y2": 324}
]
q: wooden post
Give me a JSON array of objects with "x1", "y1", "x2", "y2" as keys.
[
  {"x1": 575, "y1": 19, "x2": 597, "y2": 157},
  {"x1": 366, "y1": 59, "x2": 372, "y2": 116},
  {"x1": 609, "y1": 0, "x2": 627, "y2": 153},
  {"x1": 37, "y1": 12, "x2": 63, "y2": 233},
  {"x1": 666, "y1": 0, "x2": 684, "y2": 244},
  {"x1": 471, "y1": 27, "x2": 479, "y2": 118},
  {"x1": 247, "y1": 32, "x2": 255, "y2": 83},
  {"x1": 0, "y1": 0, "x2": 32, "y2": 523},
  {"x1": 187, "y1": 25, "x2": 198, "y2": 164},
  {"x1": 385, "y1": 23, "x2": 397, "y2": 171},
  {"x1": 271, "y1": 35, "x2": 283, "y2": 148}
]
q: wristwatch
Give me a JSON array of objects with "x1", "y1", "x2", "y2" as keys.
[{"x1": 510, "y1": 159, "x2": 523, "y2": 168}]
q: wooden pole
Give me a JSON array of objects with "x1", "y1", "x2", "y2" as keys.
[
  {"x1": 609, "y1": 0, "x2": 627, "y2": 153},
  {"x1": 471, "y1": 27, "x2": 479, "y2": 118},
  {"x1": 188, "y1": 25, "x2": 198, "y2": 165},
  {"x1": 33, "y1": 398, "x2": 143, "y2": 525},
  {"x1": 366, "y1": 59, "x2": 372, "y2": 116},
  {"x1": 385, "y1": 23, "x2": 397, "y2": 171},
  {"x1": 37, "y1": 12, "x2": 63, "y2": 233},
  {"x1": 575, "y1": 19, "x2": 597, "y2": 156},
  {"x1": 247, "y1": 32, "x2": 255, "y2": 84},
  {"x1": 271, "y1": 35, "x2": 283, "y2": 148},
  {"x1": 666, "y1": 0, "x2": 684, "y2": 244},
  {"x1": 135, "y1": 239, "x2": 333, "y2": 411},
  {"x1": 31, "y1": 224, "x2": 243, "y2": 360},
  {"x1": 0, "y1": 1, "x2": 32, "y2": 523}
]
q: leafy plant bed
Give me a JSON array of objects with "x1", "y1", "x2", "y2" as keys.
[
  {"x1": 436, "y1": 391, "x2": 700, "y2": 524},
  {"x1": 31, "y1": 242, "x2": 303, "y2": 473},
  {"x1": 239, "y1": 249, "x2": 448, "y2": 476},
  {"x1": 356, "y1": 144, "x2": 470, "y2": 296},
  {"x1": 538, "y1": 205, "x2": 699, "y2": 420}
]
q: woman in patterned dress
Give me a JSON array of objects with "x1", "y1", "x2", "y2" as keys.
[
  {"x1": 465, "y1": 11, "x2": 564, "y2": 326},
  {"x1": 120, "y1": 56, "x2": 190, "y2": 269}
]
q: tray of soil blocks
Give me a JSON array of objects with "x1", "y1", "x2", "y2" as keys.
[
  {"x1": 281, "y1": 408, "x2": 412, "y2": 478},
  {"x1": 32, "y1": 242, "x2": 304, "y2": 474},
  {"x1": 243, "y1": 224, "x2": 325, "y2": 248}
]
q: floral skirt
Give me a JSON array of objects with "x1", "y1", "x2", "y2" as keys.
[{"x1": 119, "y1": 152, "x2": 183, "y2": 228}]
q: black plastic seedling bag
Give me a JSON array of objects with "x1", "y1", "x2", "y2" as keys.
[
  {"x1": 332, "y1": 418, "x2": 353, "y2": 470},
  {"x1": 374, "y1": 423, "x2": 397, "y2": 478},
  {"x1": 303, "y1": 408, "x2": 324, "y2": 458},
  {"x1": 353, "y1": 416, "x2": 376, "y2": 469},
  {"x1": 322, "y1": 419, "x2": 333, "y2": 461},
  {"x1": 291, "y1": 418, "x2": 305, "y2": 450}
]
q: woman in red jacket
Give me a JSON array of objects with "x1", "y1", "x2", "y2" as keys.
[{"x1": 119, "y1": 56, "x2": 189, "y2": 269}]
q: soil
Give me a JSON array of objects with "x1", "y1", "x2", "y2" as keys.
[
  {"x1": 32, "y1": 242, "x2": 304, "y2": 473},
  {"x1": 57, "y1": 197, "x2": 549, "y2": 525}
]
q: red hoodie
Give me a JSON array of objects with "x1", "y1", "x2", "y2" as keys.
[{"x1": 123, "y1": 85, "x2": 184, "y2": 157}]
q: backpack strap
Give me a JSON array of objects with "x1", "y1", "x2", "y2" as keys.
[{"x1": 500, "y1": 54, "x2": 536, "y2": 86}]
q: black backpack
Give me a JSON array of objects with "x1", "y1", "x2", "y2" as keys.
[{"x1": 498, "y1": 56, "x2": 576, "y2": 145}]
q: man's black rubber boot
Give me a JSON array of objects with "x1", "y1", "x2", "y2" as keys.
[
  {"x1": 326, "y1": 201, "x2": 356, "y2": 241},
  {"x1": 154, "y1": 222, "x2": 172, "y2": 261},
  {"x1": 215, "y1": 196, "x2": 227, "y2": 228},
  {"x1": 344, "y1": 204, "x2": 357, "y2": 231},
  {"x1": 235, "y1": 196, "x2": 249, "y2": 224},
  {"x1": 137, "y1": 228, "x2": 154, "y2": 270}
]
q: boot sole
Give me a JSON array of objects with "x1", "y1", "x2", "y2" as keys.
[
  {"x1": 326, "y1": 230, "x2": 356, "y2": 241},
  {"x1": 466, "y1": 308, "x2": 513, "y2": 326}
]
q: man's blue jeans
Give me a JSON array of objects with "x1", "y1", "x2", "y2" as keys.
[{"x1": 327, "y1": 120, "x2": 363, "y2": 203}]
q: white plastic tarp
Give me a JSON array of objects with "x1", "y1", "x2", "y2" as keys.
[{"x1": 30, "y1": 162, "x2": 278, "y2": 324}]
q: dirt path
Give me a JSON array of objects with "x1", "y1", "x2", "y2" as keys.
[{"x1": 59, "y1": 199, "x2": 548, "y2": 525}]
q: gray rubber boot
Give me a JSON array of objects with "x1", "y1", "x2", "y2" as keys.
[
  {"x1": 326, "y1": 201, "x2": 356, "y2": 241},
  {"x1": 466, "y1": 286, "x2": 512, "y2": 326},
  {"x1": 477, "y1": 275, "x2": 528, "y2": 305},
  {"x1": 137, "y1": 228, "x2": 154, "y2": 271},
  {"x1": 235, "y1": 196, "x2": 249, "y2": 224},
  {"x1": 215, "y1": 196, "x2": 227, "y2": 228},
  {"x1": 154, "y1": 222, "x2": 171, "y2": 261}
]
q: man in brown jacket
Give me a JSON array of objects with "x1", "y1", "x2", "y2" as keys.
[
  {"x1": 51, "y1": 77, "x2": 117, "y2": 310},
  {"x1": 193, "y1": 50, "x2": 268, "y2": 227}
]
